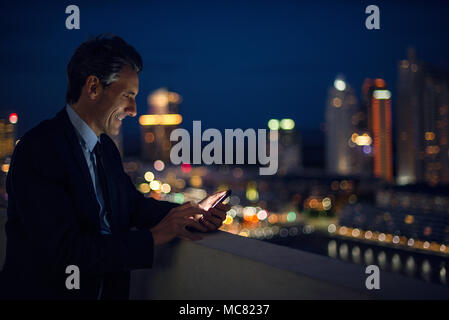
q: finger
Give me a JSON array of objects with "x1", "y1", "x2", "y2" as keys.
[
  {"x1": 203, "y1": 212, "x2": 222, "y2": 225},
  {"x1": 200, "y1": 217, "x2": 219, "y2": 231},
  {"x1": 183, "y1": 217, "x2": 208, "y2": 232},
  {"x1": 174, "y1": 206, "x2": 208, "y2": 218},
  {"x1": 168, "y1": 201, "x2": 194, "y2": 215},
  {"x1": 202, "y1": 214, "x2": 222, "y2": 228},
  {"x1": 208, "y1": 207, "x2": 227, "y2": 220},
  {"x1": 214, "y1": 203, "x2": 231, "y2": 212},
  {"x1": 174, "y1": 201, "x2": 195, "y2": 211}
]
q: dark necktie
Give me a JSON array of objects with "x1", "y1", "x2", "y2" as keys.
[{"x1": 93, "y1": 141, "x2": 112, "y2": 226}]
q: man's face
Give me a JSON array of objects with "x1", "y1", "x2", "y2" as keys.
[{"x1": 95, "y1": 65, "x2": 139, "y2": 136}]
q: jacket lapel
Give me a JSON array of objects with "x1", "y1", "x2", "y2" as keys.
[
  {"x1": 56, "y1": 108, "x2": 101, "y2": 223},
  {"x1": 99, "y1": 134, "x2": 119, "y2": 233}
]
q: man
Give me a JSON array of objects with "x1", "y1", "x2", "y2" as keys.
[{"x1": 0, "y1": 35, "x2": 228, "y2": 299}]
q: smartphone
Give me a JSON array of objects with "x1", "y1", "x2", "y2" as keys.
[
  {"x1": 185, "y1": 189, "x2": 232, "y2": 232},
  {"x1": 198, "y1": 189, "x2": 232, "y2": 211}
]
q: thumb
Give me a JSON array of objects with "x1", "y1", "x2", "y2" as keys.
[{"x1": 172, "y1": 201, "x2": 195, "y2": 212}]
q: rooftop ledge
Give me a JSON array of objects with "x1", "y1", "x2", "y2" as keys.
[
  {"x1": 130, "y1": 230, "x2": 449, "y2": 300},
  {"x1": 1, "y1": 210, "x2": 448, "y2": 300}
]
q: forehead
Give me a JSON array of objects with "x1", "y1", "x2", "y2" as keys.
[{"x1": 112, "y1": 65, "x2": 139, "y2": 92}]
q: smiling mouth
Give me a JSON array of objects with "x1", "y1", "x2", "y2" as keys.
[{"x1": 115, "y1": 114, "x2": 125, "y2": 121}]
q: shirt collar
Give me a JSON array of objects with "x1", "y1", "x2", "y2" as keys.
[{"x1": 66, "y1": 104, "x2": 100, "y2": 153}]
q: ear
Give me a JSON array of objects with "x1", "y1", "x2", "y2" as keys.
[{"x1": 85, "y1": 75, "x2": 103, "y2": 101}]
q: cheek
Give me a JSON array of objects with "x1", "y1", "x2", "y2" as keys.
[{"x1": 108, "y1": 104, "x2": 122, "y2": 118}]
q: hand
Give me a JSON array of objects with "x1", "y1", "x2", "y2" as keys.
[
  {"x1": 150, "y1": 202, "x2": 208, "y2": 246},
  {"x1": 199, "y1": 203, "x2": 230, "y2": 232}
]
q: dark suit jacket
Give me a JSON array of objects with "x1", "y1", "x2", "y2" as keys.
[{"x1": 0, "y1": 108, "x2": 178, "y2": 299}]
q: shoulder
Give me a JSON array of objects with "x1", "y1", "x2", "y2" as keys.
[
  {"x1": 11, "y1": 112, "x2": 67, "y2": 174},
  {"x1": 16, "y1": 115, "x2": 63, "y2": 156},
  {"x1": 6, "y1": 114, "x2": 69, "y2": 197}
]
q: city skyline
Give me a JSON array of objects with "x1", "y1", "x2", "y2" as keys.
[
  {"x1": 2, "y1": 1, "x2": 449, "y2": 157},
  {"x1": 3, "y1": 50, "x2": 449, "y2": 178}
]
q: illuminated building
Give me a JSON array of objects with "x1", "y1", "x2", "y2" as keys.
[
  {"x1": 0, "y1": 112, "x2": 18, "y2": 162},
  {"x1": 267, "y1": 119, "x2": 302, "y2": 175},
  {"x1": 363, "y1": 78, "x2": 393, "y2": 182},
  {"x1": 140, "y1": 88, "x2": 183, "y2": 162},
  {"x1": 325, "y1": 76, "x2": 361, "y2": 175},
  {"x1": 0, "y1": 112, "x2": 18, "y2": 207},
  {"x1": 397, "y1": 48, "x2": 449, "y2": 186}
]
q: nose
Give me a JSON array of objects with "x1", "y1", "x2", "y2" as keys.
[{"x1": 125, "y1": 99, "x2": 137, "y2": 117}]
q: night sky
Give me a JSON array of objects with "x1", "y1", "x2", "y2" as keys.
[{"x1": 1, "y1": 0, "x2": 449, "y2": 157}]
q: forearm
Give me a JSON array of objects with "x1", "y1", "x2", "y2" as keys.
[
  {"x1": 127, "y1": 176, "x2": 180, "y2": 229},
  {"x1": 134, "y1": 197, "x2": 180, "y2": 228}
]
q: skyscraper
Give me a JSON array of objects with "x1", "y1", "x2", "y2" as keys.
[
  {"x1": 325, "y1": 76, "x2": 360, "y2": 176},
  {"x1": 140, "y1": 88, "x2": 183, "y2": 162},
  {"x1": 364, "y1": 78, "x2": 393, "y2": 182},
  {"x1": 267, "y1": 118, "x2": 302, "y2": 175},
  {"x1": 396, "y1": 49, "x2": 449, "y2": 185}
]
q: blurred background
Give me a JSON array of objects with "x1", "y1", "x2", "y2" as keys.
[{"x1": 1, "y1": 0, "x2": 449, "y2": 289}]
